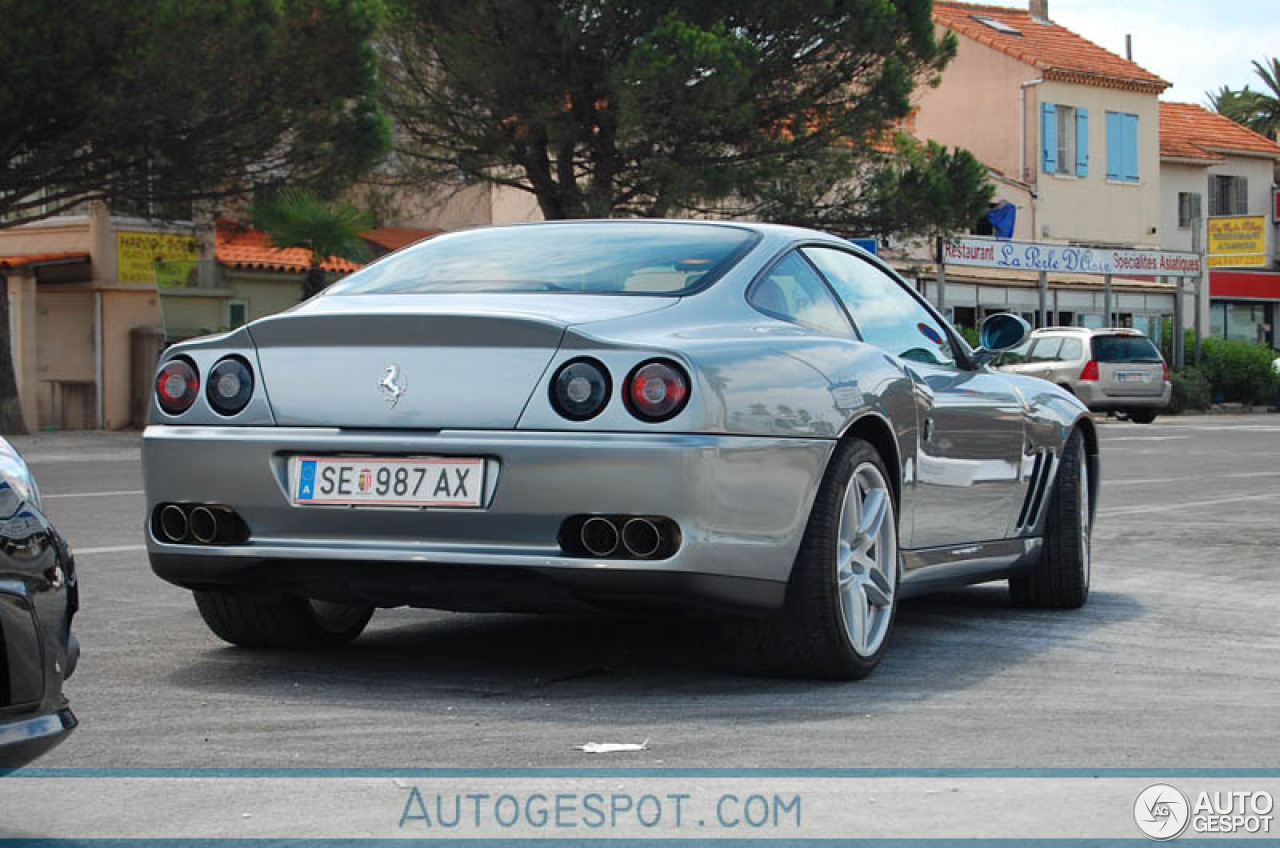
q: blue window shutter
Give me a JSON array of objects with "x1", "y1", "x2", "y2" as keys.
[
  {"x1": 1075, "y1": 108, "x2": 1089, "y2": 177},
  {"x1": 1125, "y1": 114, "x2": 1139, "y2": 181},
  {"x1": 1105, "y1": 112, "x2": 1121, "y2": 180},
  {"x1": 1041, "y1": 102, "x2": 1057, "y2": 173}
]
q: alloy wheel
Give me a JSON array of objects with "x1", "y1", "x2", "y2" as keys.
[{"x1": 835, "y1": 462, "x2": 897, "y2": 657}]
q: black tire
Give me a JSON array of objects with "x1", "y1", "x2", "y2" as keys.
[
  {"x1": 1127, "y1": 408, "x2": 1157, "y2": 424},
  {"x1": 1010, "y1": 429, "x2": 1091, "y2": 609},
  {"x1": 729, "y1": 437, "x2": 900, "y2": 680},
  {"x1": 193, "y1": 590, "x2": 373, "y2": 649}
]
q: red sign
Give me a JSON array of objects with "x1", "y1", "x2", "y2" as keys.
[{"x1": 1274, "y1": 188, "x2": 1280, "y2": 222}]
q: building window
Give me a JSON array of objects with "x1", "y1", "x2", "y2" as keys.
[
  {"x1": 226, "y1": 300, "x2": 249, "y2": 330},
  {"x1": 1177, "y1": 192, "x2": 1202, "y2": 228},
  {"x1": 1105, "y1": 112, "x2": 1139, "y2": 182},
  {"x1": 1042, "y1": 102, "x2": 1089, "y2": 177},
  {"x1": 1208, "y1": 175, "x2": 1249, "y2": 216}
]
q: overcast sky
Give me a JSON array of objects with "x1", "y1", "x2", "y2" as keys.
[{"x1": 1037, "y1": 0, "x2": 1280, "y2": 104}]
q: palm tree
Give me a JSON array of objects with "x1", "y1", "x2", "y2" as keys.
[
  {"x1": 1207, "y1": 58, "x2": 1280, "y2": 140},
  {"x1": 253, "y1": 189, "x2": 371, "y2": 299},
  {"x1": 1249, "y1": 58, "x2": 1280, "y2": 140}
]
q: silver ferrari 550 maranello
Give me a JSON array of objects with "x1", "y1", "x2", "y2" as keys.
[{"x1": 143, "y1": 220, "x2": 1098, "y2": 679}]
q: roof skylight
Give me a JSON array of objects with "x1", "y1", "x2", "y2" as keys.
[{"x1": 971, "y1": 15, "x2": 1022, "y2": 35}]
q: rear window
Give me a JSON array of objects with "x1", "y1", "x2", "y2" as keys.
[
  {"x1": 1091, "y1": 334, "x2": 1161, "y2": 362},
  {"x1": 326, "y1": 222, "x2": 758, "y2": 297}
]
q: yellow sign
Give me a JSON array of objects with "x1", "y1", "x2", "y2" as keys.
[
  {"x1": 117, "y1": 231, "x2": 199, "y2": 285},
  {"x1": 1207, "y1": 216, "x2": 1268, "y2": 268},
  {"x1": 1208, "y1": 254, "x2": 1268, "y2": 268}
]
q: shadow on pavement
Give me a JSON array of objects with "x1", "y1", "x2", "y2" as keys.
[{"x1": 165, "y1": 585, "x2": 1144, "y2": 713}]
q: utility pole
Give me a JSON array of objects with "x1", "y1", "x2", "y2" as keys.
[
  {"x1": 934, "y1": 235, "x2": 947, "y2": 317},
  {"x1": 1191, "y1": 214, "x2": 1205, "y2": 365}
]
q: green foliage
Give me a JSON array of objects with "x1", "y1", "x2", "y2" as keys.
[
  {"x1": 253, "y1": 190, "x2": 372, "y2": 267},
  {"x1": 1197, "y1": 337, "x2": 1279, "y2": 405},
  {"x1": 0, "y1": 0, "x2": 390, "y2": 226},
  {"x1": 1207, "y1": 57, "x2": 1280, "y2": 140},
  {"x1": 957, "y1": 326, "x2": 981, "y2": 348},
  {"x1": 382, "y1": 0, "x2": 982, "y2": 231},
  {"x1": 1168, "y1": 367, "x2": 1212, "y2": 414},
  {"x1": 739, "y1": 135, "x2": 992, "y2": 238}
]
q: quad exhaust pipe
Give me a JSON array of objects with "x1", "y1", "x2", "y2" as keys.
[
  {"x1": 563, "y1": 515, "x2": 679, "y2": 560},
  {"x1": 158, "y1": 504, "x2": 189, "y2": 543},
  {"x1": 621, "y1": 518, "x2": 662, "y2": 559},
  {"x1": 580, "y1": 517, "x2": 620, "y2": 557},
  {"x1": 153, "y1": 503, "x2": 248, "y2": 546}
]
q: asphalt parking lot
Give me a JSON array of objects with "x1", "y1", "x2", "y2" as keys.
[{"x1": 15, "y1": 415, "x2": 1280, "y2": 768}]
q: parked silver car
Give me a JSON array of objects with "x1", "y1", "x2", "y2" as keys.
[
  {"x1": 998, "y1": 327, "x2": 1170, "y2": 423},
  {"x1": 143, "y1": 221, "x2": 1098, "y2": 680}
]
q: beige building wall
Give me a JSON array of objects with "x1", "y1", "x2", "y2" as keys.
[
  {"x1": 159, "y1": 292, "x2": 227, "y2": 340},
  {"x1": 0, "y1": 216, "x2": 94, "y2": 263},
  {"x1": 912, "y1": 27, "x2": 1040, "y2": 181},
  {"x1": 7, "y1": 273, "x2": 40, "y2": 432},
  {"x1": 35, "y1": 288, "x2": 94, "y2": 429},
  {"x1": 102, "y1": 286, "x2": 162, "y2": 430},
  {"x1": 1033, "y1": 81, "x2": 1161, "y2": 247},
  {"x1": 229, "y1": 274, "x2": 305, "y2": 323}
]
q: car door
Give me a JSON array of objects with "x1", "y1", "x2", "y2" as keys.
[
  {"x1": 802, "y1": 247, "x2": 1026, "y2": 548},
  {"x1": 1024, "y1": 336, "x2": 1063, "y2": 381}
]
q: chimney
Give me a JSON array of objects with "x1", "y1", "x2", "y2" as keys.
[{"x1": 1029, "y1": 0, "x2": 1048, "y2": 21}]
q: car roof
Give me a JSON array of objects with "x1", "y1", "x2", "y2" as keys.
[{"x1": 1031, "y1": 327, "x2": 1150, "y2": 337}]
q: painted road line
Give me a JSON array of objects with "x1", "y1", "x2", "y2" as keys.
[
  {"x1": 71, "y1": 544, "x2": 148, "y2": 555},
  {"x1": 1099, "y1": 491, "x2": 1278, "y2": 517},
  {"x1": 1100, "y1": 435, "x2": 1191, "y2": 442},
  {"x1": 1106, "y1": 471, "x2": 1280, "y2": 486},
  {"x1": 43, "y1": 489, "x2": 145, "y2": 499}
]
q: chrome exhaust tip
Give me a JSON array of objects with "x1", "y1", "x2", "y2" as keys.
[
  {"x1": 158, "y1": 504, "x2": 189, "y2": 543},
  {"x1": 621, "y1": 518, "x2": 662, "y2": 559},
  {"x1": 189, "y1": 506, "x2": 219, "y2": 545},
  {"x1": 580, "y1": 517, "x2": 620, "y2": 557}
]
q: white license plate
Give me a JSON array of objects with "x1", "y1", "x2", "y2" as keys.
[
  {"x1": 291, "y1": 456, "x2": 485, "y2": 507},
  {"x1": 1116, "y1": 372, "x2": 1149, "y2": 383}
]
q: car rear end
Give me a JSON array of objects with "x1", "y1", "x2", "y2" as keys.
[
  {"x1": 1071, "y1": 331, "x2": 1171, "y2": 414},
  {"x1": 142, "y1": 223, "x2": 833, "y2": 619}
]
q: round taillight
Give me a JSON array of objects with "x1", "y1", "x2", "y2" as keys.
[
  {"x1": 155, "y1": 358, "x2": 199, "y2": 416},
  {"x1": 625, "y1": 359, "x2": 690, "y2": 422},
  {"x1": 550, "y1": 358, "x2": 611, "y2": 421},
  {"x1": 206, "y1": 356, "x2": 255, "y2": 416}
]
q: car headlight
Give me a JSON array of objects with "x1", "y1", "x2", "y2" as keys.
[{"x1": 0, "y1": 440, "x2": 41, "y2": 510}]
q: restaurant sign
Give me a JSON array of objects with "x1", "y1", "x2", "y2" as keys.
[
  {"x1": 941, "y1": 237, "x2": 1201, "y2": 278},
  {"x1": 1207, "y1": 215, "x2": 1267, "y2": 269}
]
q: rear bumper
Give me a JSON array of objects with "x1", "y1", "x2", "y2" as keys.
[
  {"x1": 1075, "y1": 381, "x2": 1171, "y2": 412},
  {"x1": 143, "y1": 427, "x2": 836, "y2": 614}
]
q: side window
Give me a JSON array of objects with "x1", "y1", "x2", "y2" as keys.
[
  {"x1": 998, "y1": 339, "x2": 1033, "y2": 366},
  {"x1": 1059, "y1": 338, "x2": 1084, "y2": 361},
  {"x1": 1028, "y1": 338, "x2": 1063, "y2": 362},
  {"x1": 802, "y1": 247, "x2": 956, "y2": 367},
  {"x1": 747, "y1": 252, "x2": 852, "y2": 337}
]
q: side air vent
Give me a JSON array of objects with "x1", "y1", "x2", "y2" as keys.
[{"x1": 1015, "y1": 449, "x2": 1056, "y2": 533}]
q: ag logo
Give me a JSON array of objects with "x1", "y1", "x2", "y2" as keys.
[{"x1": 1134, "y1": 783, "x2": 1190, "y2": 840}]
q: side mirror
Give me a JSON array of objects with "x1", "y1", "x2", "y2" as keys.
[{"x1": 972, "y1": 313, "x2": 1031, "y2": 368}]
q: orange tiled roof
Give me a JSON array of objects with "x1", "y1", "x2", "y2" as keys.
[
  {"x1": 0, "y1": 251, "x2": 90, "y2": 270},
  {"x1": 361, "y1": 226, "x2": 440, "y2": 252},
  {"x1": 933, "y1": 2, "x2": 1169, "y2": 92},
  {"x1": 1159, "y1": 102, "x2": 1280, "y2": 162},
  {"x1": 215, "y1": 223, "x2": 362, "y2": 274}
]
